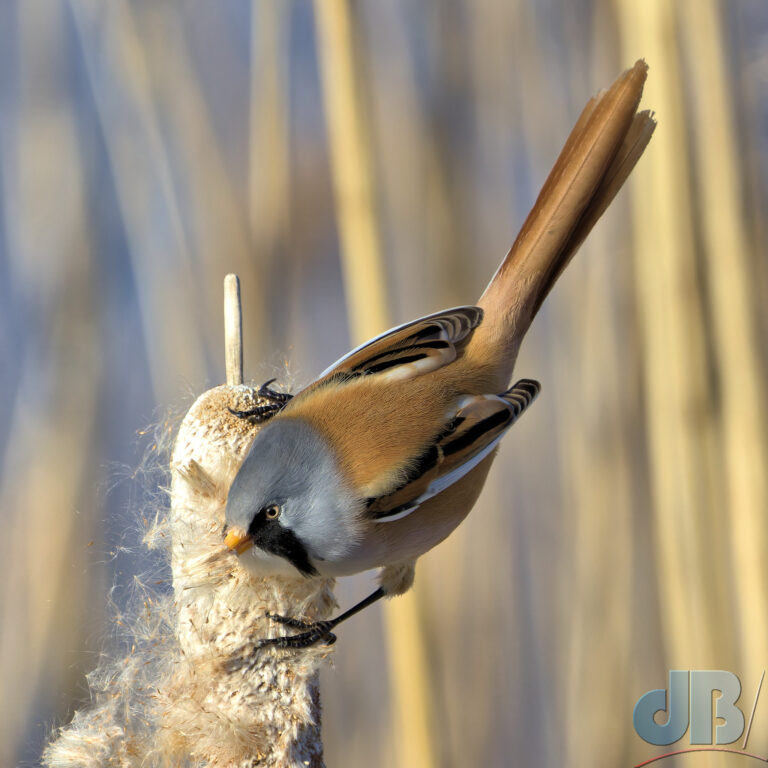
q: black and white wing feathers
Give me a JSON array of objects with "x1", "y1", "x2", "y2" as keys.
[
  {"x1": 307, "y1": 306, "x2": 483, "y2": 390},
  {"x1": 366, "y1": 379, "x2": 541, "y2": 522}
]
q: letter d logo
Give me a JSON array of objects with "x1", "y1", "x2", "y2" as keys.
[{"x1": 634, "y1": 670, "x2": 689, "y2": 745}]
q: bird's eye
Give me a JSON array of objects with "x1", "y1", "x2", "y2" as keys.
[{"x1": 263, "y1": 504, "x2": 281, "y2": 520}]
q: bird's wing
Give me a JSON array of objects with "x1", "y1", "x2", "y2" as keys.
[
  {"x1": 307, "y1": 306, "x2": 483, "y2": 390},
  {"x1": 366, "y1": 379, "x2": 540, "y2": 523}
]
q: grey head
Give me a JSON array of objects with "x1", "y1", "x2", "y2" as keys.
[{"x1": 226, "y1": 417, "x2": 361, "y2": 577}]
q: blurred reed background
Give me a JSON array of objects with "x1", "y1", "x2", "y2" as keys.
[{"x1": 2, "y1": 1, "x2": 768, "y2": 766}]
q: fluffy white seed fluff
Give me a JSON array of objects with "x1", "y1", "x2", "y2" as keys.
[{"x1": 43, "y1": 384, "x2": 336, "y2": 768}]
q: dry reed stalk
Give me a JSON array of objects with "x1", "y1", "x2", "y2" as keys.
[
  {"x1": 562, "y1": 220, "x2": 636, "y2": 766},
  {"x1": 160, "y1": 280, "x2": 336, "y2": 766},
  {"x1": 313, "y1": 0, "x2": 391, "y2": 342},
  {"x1": 615, "y1": 0, "x2": 728, "y2": 667},
  {"x1": 166, "y1": 385, "x2": 334, "y2": 767},
  {"x1": 44, "y1": 385, "x2": 335, "y2": 767},
  {"x1": 224, "y1": 274, "x2": 243, "y2": 386},
  {"x1": 44, "y1": 278, "x2": 334, "y2": 767},
  {"x1": 679, "y1": 0, "x2": 768, "y2": 678},
  {"x1": 314, "y1": 3, "x2": 438, "y2": 767}
]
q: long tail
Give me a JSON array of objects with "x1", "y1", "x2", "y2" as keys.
[{"x1": 474, "y1": 60, "x2": 655, "y2": 381}]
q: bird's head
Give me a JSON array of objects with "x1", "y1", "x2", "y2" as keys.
[{"x1": 224, "y1": 418, "x2": 359, "y2": 578}]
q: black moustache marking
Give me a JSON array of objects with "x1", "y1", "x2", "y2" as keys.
[{"x1": 250, "y1": 519, "x2": 318, "y2": 577}]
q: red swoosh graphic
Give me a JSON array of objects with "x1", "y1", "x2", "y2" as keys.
[{"x1": 635, "y1": 747, "x2": 768, "y2": 767}]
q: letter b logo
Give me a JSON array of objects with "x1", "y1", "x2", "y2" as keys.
[{"x1": 634, "y1": 670, "x2": 744, "y2": 746}]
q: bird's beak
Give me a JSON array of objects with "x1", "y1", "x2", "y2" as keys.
[{"x1": 224, "y1": 527, "x2": 254, "y2": 555}]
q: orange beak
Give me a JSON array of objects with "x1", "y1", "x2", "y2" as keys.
[{"x1": 224, "y1": 527, "x2": 254, "y2": 555}]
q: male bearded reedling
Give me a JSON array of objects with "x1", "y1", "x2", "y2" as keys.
[{"x1": 224, "y1": 60, "x2": 655, "y2": 649}]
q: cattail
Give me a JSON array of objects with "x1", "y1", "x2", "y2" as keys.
[{"x1": 44, "y1": 280, "x2": 334, "y2": 767}]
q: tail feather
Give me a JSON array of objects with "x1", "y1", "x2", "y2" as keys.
[
  {"x1": 552, "y1": 108, "x2": 656, "y2": 302},
  {"x1": 475, "y1": 60, "x2": 654, "y2": 373}
]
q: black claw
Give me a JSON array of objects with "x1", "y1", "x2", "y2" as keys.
[
  {"x1": 228, "y1": 380, "x2": 293, "y2": 423},
  {"x1": 228, "y1": 403, "x2": 282, "y2": 422},
  {"x1": 257, "y1": 378, "x2": 292, "y2": 404},
  {"x1": 265, "y1": 612, "x2": 316, "y2": 630}
]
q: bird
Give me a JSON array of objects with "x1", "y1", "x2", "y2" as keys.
[{"x1": 223, "y1": 60, "x2": 655, "y2": 649}]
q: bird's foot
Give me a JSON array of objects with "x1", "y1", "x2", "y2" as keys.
[
  {"x1": 257, "y1": 613, "x2": 337, "y2": 649},
  {"x1": 229, "y1": 379, "x2": 293, "y2": 423},
  {"x1": 257, "y1": 378, "x2": 292, "y2": 404},
  {"x1": 258, "y1": 587, "x2": 386, "y2": 650},
  {"x1": 223, "y1": 614, "x2": 335, "y2": 670}
]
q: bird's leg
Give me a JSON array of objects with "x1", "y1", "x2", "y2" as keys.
[
  {"x1": 258, "y1": 587, "x2": 387, "y2": 650},
  {"x1": 228, "y1": 379, "x2": 293, "y2": 423}
]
